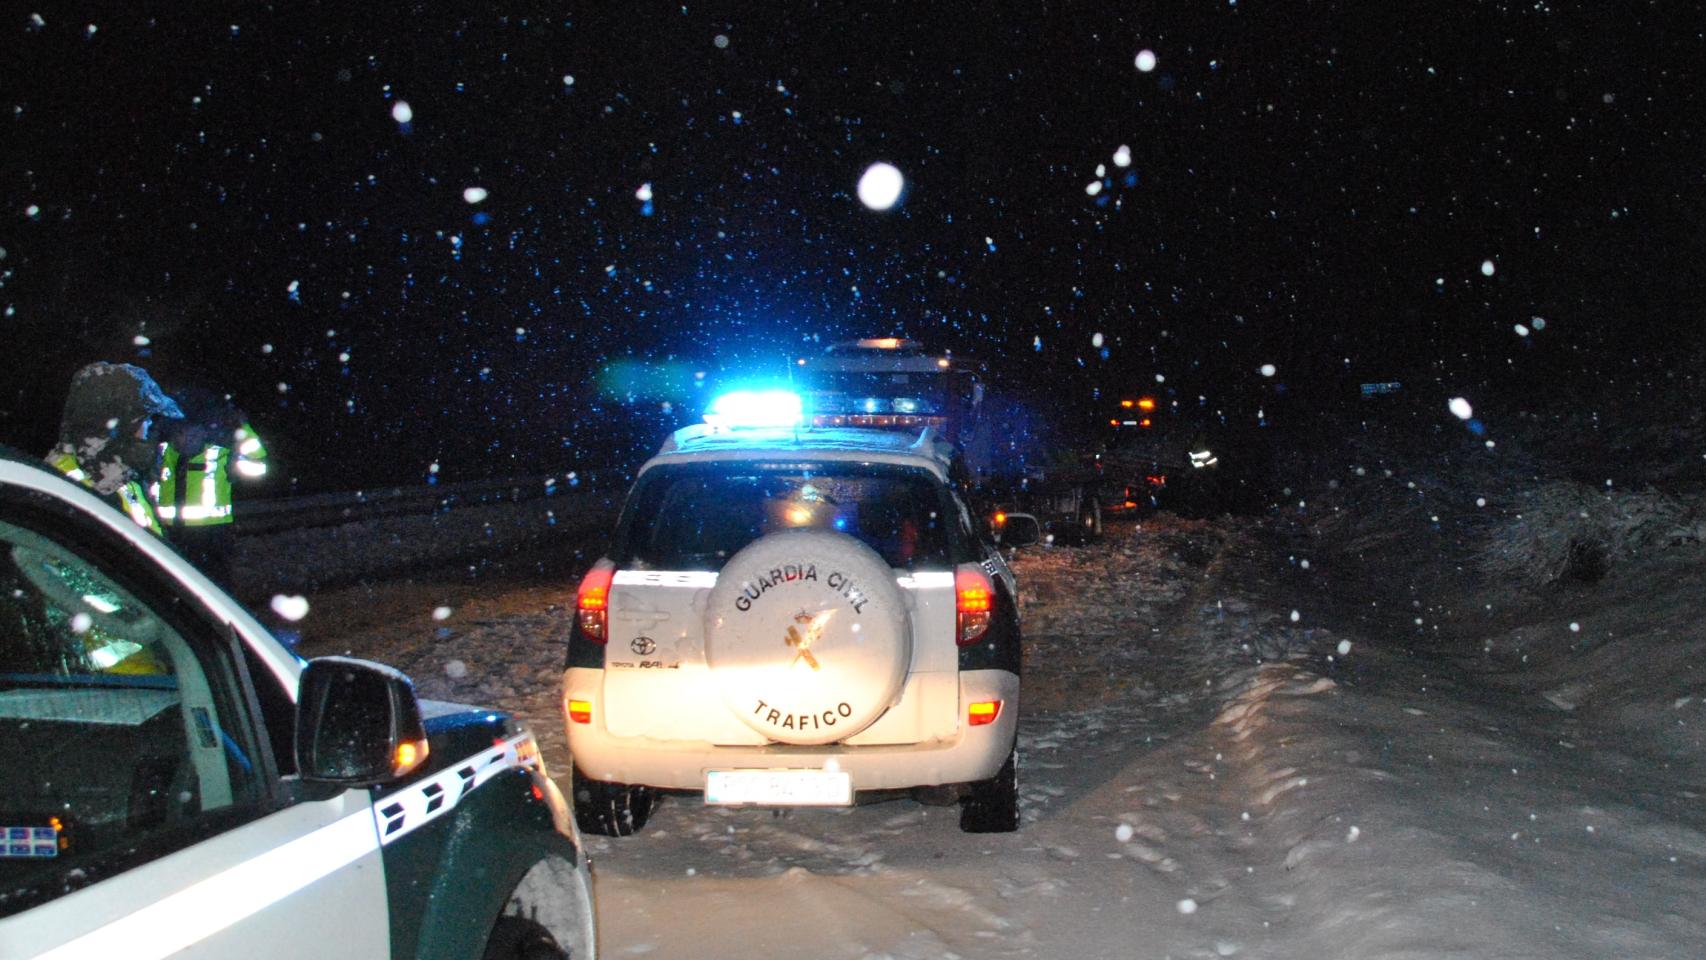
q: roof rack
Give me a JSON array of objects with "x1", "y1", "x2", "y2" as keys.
[
  {"x1": 908, "y1": 426, "x2": 955, "y2": 465},
  {"x1": 656, "y1": 422, "x2": 721, "y2": 454},
  {"x1": 653, "y1": 422, "x2": 957, "y2": 467}
]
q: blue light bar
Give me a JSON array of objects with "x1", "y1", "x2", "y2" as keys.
[{"x1": 704, "y1": 389, "x2": 804, "y2": 428}]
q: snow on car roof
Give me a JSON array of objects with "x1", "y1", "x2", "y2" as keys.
[{"x1": 649, "y1": 424, "x2": 956, "y2": 476}]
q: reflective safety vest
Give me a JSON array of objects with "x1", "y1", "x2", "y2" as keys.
[
  {"x1": 154, "y1": 423, "x2": 266, "y2": 527},
  {"x1": 47, "y1": 450, "x2": 164, "y2": 536},
  {"x1": 232, "y1": 422, "x2": 269, "y2": 479}
]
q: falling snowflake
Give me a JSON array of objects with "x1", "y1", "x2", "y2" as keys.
[
  {"x1": 1449, "y1": 397, "x2": 1474, "y2": 420},
  {"x1": 857, "y1": 163, "x2": 904, "y2": 210},
  {"x1": 391, "y1": 100, "x2": 413, "y2": 124},
  {"x1": 463, "y1": 186, "x2": 489, "y2": 204},
  {"x1": 270, "y1": 595, "x2": 310, "y2": 621},
  {"x1": 1135, "y1": 49, "x2": 1158, "y2": 72}
]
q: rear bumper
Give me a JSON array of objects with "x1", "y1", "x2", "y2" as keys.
[{"x1": 564, "y1": 668, "x2": 1019, "y2": 793}]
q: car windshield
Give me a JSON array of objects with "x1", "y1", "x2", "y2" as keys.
[{"x1": 614, "y1": 462, "x2": 952, "y2": 571}]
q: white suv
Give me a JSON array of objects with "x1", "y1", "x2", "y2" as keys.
[{"x1": 562, "y1": 407, "x2": 1026, "y2": 835}]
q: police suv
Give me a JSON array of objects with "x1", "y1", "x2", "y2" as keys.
[
  {"x1": 0, "y1": 451, "x2": 595, "y2": 959},
  {"x1": 563, "y1": 390, "x2": 1031, "y2": 836}
]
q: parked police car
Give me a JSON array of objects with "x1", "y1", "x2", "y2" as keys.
[
  {"x1": 0, "y1": 451, "x2": 595, "y2": 960},
  {"x1": 563, "y1": 390, "x2": 1031, "y2": 836}
]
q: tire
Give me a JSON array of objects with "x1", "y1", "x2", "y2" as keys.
[
  {"x1": 1081, "y1": 497, "x2": 1103, "y2": 537},
  {"x1": 483, "y1": 915, "x2": 568, "y2": 960},
  {"x1": 703, "y1": 529, "x2": 910, "y2": 745},
  {"x1": 959, "y1": 744, "x2": 1020, "y2": 833},
  {"x1": 572, "y1": 765, "x2": 658, "y2": 837}
]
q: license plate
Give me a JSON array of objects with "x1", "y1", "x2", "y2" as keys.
[{"x1": 704, "y1": 769, "x2": 853, "y2": 807}]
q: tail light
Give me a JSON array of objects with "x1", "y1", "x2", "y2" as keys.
[
  {"x1": 968, "y1": 700, "x2": 1002, "y2": 726},
  {"x1": 576, "y1": 560, "x2": 615, "y2": 643},
  {"x1": 955, "y1": 564, "x2": 994, "y2": 646}
]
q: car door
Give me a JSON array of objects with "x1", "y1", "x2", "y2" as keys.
[{"x1": 0, "y1": 484, "x2": 390, "y2": 960}]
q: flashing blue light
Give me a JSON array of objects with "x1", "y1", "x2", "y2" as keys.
[{"x1": 704, "y1": 390, "x2": 803, "y2": 428}]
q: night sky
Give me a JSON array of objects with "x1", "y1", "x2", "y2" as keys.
[{"x1": 3, "y1": 3, "x2": 1700, "y2": 492}]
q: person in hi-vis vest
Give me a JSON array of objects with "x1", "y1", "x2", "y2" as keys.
[
  {"x1": 153, "y1": 385, "x2": 268, "y2": 585},
  {"x1": 45, "y1": 361, "x2": 183, "y2": 536}
]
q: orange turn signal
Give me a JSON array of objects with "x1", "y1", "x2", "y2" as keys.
[{"x1": 393, "y1": 738, "x2": 430, "y2": 776}]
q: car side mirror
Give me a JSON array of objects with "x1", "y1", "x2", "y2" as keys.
[
  {"x1": 295, "y1": 656, "x2": 430, "y2": 786},
  {"x1": 996, "y1": 512, "x2": 1042, "y2": 548}
]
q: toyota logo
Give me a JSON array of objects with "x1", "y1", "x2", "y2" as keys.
[{"x1": 629, "y1": 636, "x2": 657, "y2": 656}]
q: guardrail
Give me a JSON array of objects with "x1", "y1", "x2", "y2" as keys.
[{"x1": 232, "y1": 469, "x2": 627, "y2": 534}]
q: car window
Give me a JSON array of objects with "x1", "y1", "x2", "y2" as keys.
[
  {"x1": 952, "y1": 493, "x2": 984, "y2": 551},
  {"x1": 238, "y1": 639, "x2": 299, "y2": 778},
  {"x1": 616, "y1": 462, "x2": 953, "y2": 570},
  {"x1": 0, "y1": 491, "x2": 270, "y2": 918}
]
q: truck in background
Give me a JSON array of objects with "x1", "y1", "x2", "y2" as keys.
[{"x1": 795, "y1": 338, "x2": 1108, "y2": 542}]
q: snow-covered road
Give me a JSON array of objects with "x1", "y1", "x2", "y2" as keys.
[{"x1": 281, "y1": 509, "x2": 1705, "y2": 959}]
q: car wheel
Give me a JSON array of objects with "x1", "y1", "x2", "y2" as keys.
[
  {"x1": 1082, "y1": 498, "x2": 1103, "y2": 537},
  {"x1": 483, "y1": 915, "x2": 568, "y2": 960},
  {"x1": 959, "y1": 744, "x2": 1019, "y2": 833},
  {"x1": 572, "y1": 764, "x2": 658, "y2": 837}
]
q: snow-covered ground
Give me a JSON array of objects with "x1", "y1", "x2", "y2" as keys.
[{"x1": 254, "y1": 460, "x2": 1706, "y2": 959}]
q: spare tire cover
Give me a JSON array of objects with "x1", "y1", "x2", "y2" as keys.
[{"x1": 704, "y1": 529, "x2": 910, "y2": 745}]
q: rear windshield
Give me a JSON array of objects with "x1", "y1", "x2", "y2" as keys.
[{"x1": 614, "y1": 461, "x2": 955, "y2": 571}]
